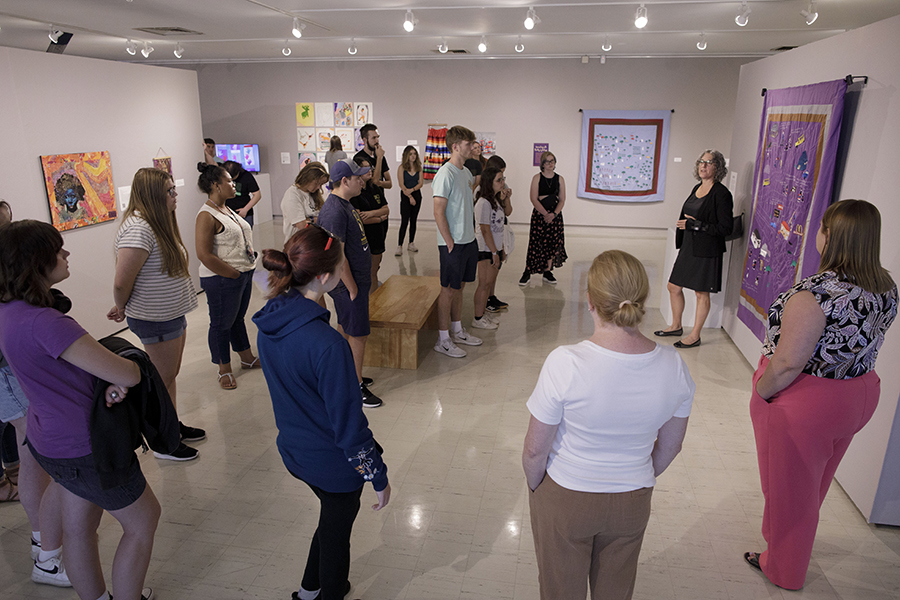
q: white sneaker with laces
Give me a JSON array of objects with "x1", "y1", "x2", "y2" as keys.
[
  {"x1": 434, "y1": 338, "x2": 466, "y2": 358},
  {"x1": 394, "y1": 246, "x2": 402, "y2": 256},
  {"x1": 452, "y1": 327, "x2": 483, "y2": 346},
  {"x1": 471, "y1": 316, "x2": 498, "y2": 330},
  {"x1": 408, "y1": 242, "x2": 418, "y2": 252},
  {"x1": 32, "y1": 554, "x2": 72, "y2": 587}
]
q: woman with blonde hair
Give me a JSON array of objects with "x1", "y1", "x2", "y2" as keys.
[
  {"x1": 524, "y1": 250, "x2": 695, "y2": 600},
  {"x1": 108, "y1": 167, "x2": 202, "y2": 461},
  {"x1": 745, "y1": 199, "x2": 897, "y2": 589},
  {"x1": 395, "y1": 145, "x2": 424, "y2": 256},
  {"x1": 281, "y1": 161, "x2": 329, "y2": 239}
]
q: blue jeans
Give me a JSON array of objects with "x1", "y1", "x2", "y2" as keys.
[{"x1": 200, "y1": 270, "x2": 254, "y2": 365}]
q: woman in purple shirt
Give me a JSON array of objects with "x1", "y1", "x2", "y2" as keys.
[{"x1": 0, "y1": 220, "x2": 159, "y2": 600}]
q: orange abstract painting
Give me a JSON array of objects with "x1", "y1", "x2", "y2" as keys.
[{"x1": 41, "y1": 151, "x2": 117, "y2": 231}]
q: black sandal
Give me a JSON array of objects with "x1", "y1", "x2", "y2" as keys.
[{"x1": 744, "y1": 551, "x2": 761, "y2": 571}]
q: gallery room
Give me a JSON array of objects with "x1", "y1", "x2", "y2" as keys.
[{"x1": 2, "y1": 1, "x2": 900, "y2": 599}]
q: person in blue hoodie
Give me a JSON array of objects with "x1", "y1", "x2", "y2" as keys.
[{"x1": 252, "y1": 224, "x2": 390, "y2": 600}]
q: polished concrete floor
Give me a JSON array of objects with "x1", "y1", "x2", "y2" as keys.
[{"x1": 1, "y1": 221, "x2": 899, "y2": 600}]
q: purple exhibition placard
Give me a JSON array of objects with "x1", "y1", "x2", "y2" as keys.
[
  {"x1": 533, "y1": 143, "x2": 549, "y2": 167},
  {"x1": 738, "y1": 79, "x2": 847, "y2": 340}
]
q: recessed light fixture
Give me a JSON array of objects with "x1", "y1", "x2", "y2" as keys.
[
  {"x1": 48, "y1": 25, "x2": 62, "y2": 43},
  {"x1": 348, "y1": 38, "x2": 357, "y2": 55},
  {"x1": 291, "y1": 18, "x2": 305, "y2": 38},
  {"x1": 282, "y1": 40, "x2": 291, "y2": 56},
  {"x1": 403, "y1": 9, "x2": 417, "y2": 33},
  {"x1": 173, "y1": 42, "x2": 183, "y2": 58},
  {"x1": 524, "y1": 7, "x2": 540, "y2": 30},
  {"x1": 735, "y1": 2, "x2": 751, "y2": 27},
  {"x1": 602, "y1": 35, "x2": 612, "y2": 52},
  {"x1": 141, "y1": 41, "x2": 154, "y2": 58},
  {"x1": 125, "y1": 39, "x2": 137, "y2": 55},
  {"x1": 634, "y1": 4, "x2": 648, "y2": 29},
  {"x1": 515, "y1": 35, "x2": 525, "y2": 53},
  {"x1": 478, "y1": 36, "x2": 487, "y2": 53},
  {"x1": 438, "y1": 37, "x2": 448, "y2": 53},
  {"x1": 801, "y1": 0, "x2": 818, "y2": 25},
  {"x1": 697, "y1": 33, "x2": 707, "y2": 51}
]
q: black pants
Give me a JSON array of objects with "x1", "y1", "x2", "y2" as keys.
[
  {"x1": 300, "y1": 482, "x2": 363, "y2": 599},
  {"x1": 398, "y1": 191, "x2": 422, "y2": 245}
]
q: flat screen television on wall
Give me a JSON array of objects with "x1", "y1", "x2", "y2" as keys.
[{"x1": 215, "y1": 144, "x2": 261, "y2": 172}]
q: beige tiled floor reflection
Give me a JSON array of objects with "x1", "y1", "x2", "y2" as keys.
[{"x1": 2, "y1": 221, "x2": 899, "y2": 599}]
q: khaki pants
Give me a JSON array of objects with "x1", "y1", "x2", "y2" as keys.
[{"x1": 529, "y1": 475, "x2": 652, "y2": 600}]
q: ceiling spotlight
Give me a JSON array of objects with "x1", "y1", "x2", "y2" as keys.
[
  {"x1": 634, "y1": 4, "x2": 648, "y2": 29},
  {"x1": 735, "y1": 1, "x2": 751, "y2": 27},
  {"x1": 697, "y1": 33, "x2": 707, "y2": 51},
  {"x1": 524, "y1": 7, "x2": 541, "y2": 30},
  {"x1": 291, "y1": 17, "x2": 305, "y2": 38},
  {"x1": 282, "y1": 41, "x2": 291, "y2": 56},
  {"x1": 602, "y1": 35, "x2": 612, "y2": 52},
  {"x1": 48, "y1": 25, "x2": 62, "y2": 43},
  {"x1": 438, "y1": 37, "x2": 448, "y2": 53},
  {"x1": 141, "y1": 41, "x2": 154, "y2": 58},
  {"x1": 403, "y1": 9, "x2": 417, "y2": 33},
  {"x1": 801, "y1": 1, "x2": 818, "y2": 25},
  {"x1": 515, "y1": 35, "x2": 525, "y2": 53},
  {"x1": 125, "y1": 39, "x2": 137, "y2": 55},
  {"x1": 478, "y1": 36, "x2": 487, "y2": 53},
  {"x1": 348, "y1": 38, "x2": 357, "y2": 55},
  {"x1": 173, "y1": 42, "x2": 183, "y2": 58}
]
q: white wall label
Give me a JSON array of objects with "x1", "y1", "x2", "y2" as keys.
[
  {"x1": 730, "y1": 171, "x2": 738, "y2": 190},
  {"x1": 673, "y1": 157, "x2": 682, "y2": 163},
  {"x1": 117, "y1": 186, "x2": 131, "y2": 212},
  {"x1": 175, "y1": 179, "x2": 184, "y2": 187},
  {"x1": 281, "y1": 152, "x2": 291, "y2": 164},
  {"x1": 407, "y1": 140, "x2": 418, "y2": 146},
  {"x1": 396, "y1": 146, "x2": 405, "y2": 162}
]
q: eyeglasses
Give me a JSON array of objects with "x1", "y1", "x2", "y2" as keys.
[
  {"x1": 697, "y1": 159, "x2": 715, "y2": 165},
  {"x1": 166, "y1": 186, "x2": 178, "y2": 197}
]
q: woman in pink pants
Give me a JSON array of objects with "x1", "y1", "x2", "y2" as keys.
[{"x1": 746, "y1": 199, "x2": 897, "y2": 589}]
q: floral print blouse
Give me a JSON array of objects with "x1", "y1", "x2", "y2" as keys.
[{"x1": 763, "y1": 271, "x2": 898, "y2": 379}]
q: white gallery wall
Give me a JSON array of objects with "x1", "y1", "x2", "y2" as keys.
[
  {"x1": 192, "y1": 56, "x2": 750, "y2": 230},
  {"x1": 0, "y1": 47, "x2": 206, "y2": 337},
  {"x1": 722, "y1": 14, "x2": 900, "y2": 524}
]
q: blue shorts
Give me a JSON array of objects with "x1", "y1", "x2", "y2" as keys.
[
  {"x1": 126, "y1": 315, "x2": 187, "y2": 345},
  {"x1": 27, "y1": 440, "x2": 147, "y2": 511},
  {"x1": 0, "y1": 365, "x2": 28, "y2": 422},
  {"x1": 439, "y1": 241, "x2": 478, "y2": 289},
  {"x1": 329, "y1": 282, "x2": 371, "y2": 338}
]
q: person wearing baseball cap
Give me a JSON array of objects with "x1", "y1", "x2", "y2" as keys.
[{"x1": 315, "y1": 159, "x2": 383, "y2": 408}]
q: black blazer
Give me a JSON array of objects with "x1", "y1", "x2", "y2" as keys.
[{"x1": 675, "y1": 181, "x2": 733, "y2": 257}]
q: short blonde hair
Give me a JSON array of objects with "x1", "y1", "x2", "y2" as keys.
[{"x1": 588, "y1": 250, "x2": 649, "y2": 328}]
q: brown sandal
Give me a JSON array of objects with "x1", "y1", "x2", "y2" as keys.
[
  {"x1": 0, "y1": 477, "x2": 19, "y2": 502},
  {"x1": 240, "y1": 357, "x2": 261, "y2": 370},
  {"x1": 218, "y1": 372, "x2": 237, "y2": 390}
]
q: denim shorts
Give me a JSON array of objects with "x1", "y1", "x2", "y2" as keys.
[
  {"x1": 126, "y1": 315, "x2": 187, "y2": 345},
  {"x1": 0, "y1": 365, "x2": 28, "y2": 422},
  {"x1": 27, "y1": 440, "x2": 147, "y2": 511}
]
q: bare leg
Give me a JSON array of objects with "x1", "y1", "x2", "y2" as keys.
[
  {"x1": 450, "y1": 285, "x2": 464, "y2": 323},
  {"x1": 347, "y1": 335, "x2": 367, "y2": 384},
  {"x1": 109, "y1": 486, "x2": 161, "y2": 600},
  {"x1": 474, "y1": 262, "x2": 497, "y2": 319},
  {"x1": 371, "y1": 254, "x2": 383, "y2": 289},
  {"x1": 11, "y1": 419, "x2": 61, "y2": 550},
  {"x1": 142, "y1": 332, "x2": 186, "y2": 411},
  {"x1": 59, "y1": 486, "x2": 105, "y2": 600},
  {"x1": 683, "y1": 292, "x2": 710, "y2": 344},
  {"x1": 438, "y1": 287, "x2": 453, "y2": 331},
  {"x1": 665, "y1": 282, "x2": 685, "y2": 332},
  {"x1": 237, "y1": 348, "x2": 258, "y2": 366}
]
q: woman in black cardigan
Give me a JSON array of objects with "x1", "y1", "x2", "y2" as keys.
[{"x1": 655, "y1": 150, "x2": 733, "y2": 348}]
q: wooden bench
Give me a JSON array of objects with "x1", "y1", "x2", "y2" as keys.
[{"x1": 363, "y1": 275, "x2": 442, "y2": 370}]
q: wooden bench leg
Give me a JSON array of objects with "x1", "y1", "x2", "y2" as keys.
[{"x1": 364, "y1": 327, "x2": 422, "y2": 370}]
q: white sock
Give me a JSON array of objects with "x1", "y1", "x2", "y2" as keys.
[
  {"x1": 450, "y1": 321, "x2": 463, "y2": 334},
  {"x1": 438, "y1": 330, "x2": 450, "y2": 342},
  {"x1": 38, "y1": 545, "x2": 61, "y2": 563},
  {"x1": 298, "y1": 588, "x2": 320, "y2": 600},
  {"x1": 32, "y1": 531, "x2": 41, "y2": 543},
  {"x1": 96, "y1": 592, "x2": 109, "y2": 600}
]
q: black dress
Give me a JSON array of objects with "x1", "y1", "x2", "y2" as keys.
[
  {"x1": 669, "y1": 192, "x2": 723, "y2": 293},
  {"x1": 525, "y1": 173, "x2": 567, "y2": 275}
]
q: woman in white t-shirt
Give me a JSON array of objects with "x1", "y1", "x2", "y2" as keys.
[
  {"x1": 108, "y1": 168, "x2": 202, "y2": 462},
  {"x1": 471, "y1": 166, "x2": 506, "y2": 331},
  {"x1": 281, "y1": 161, "x2": 329, "y2": 240},
  {"x1": 523, "y1": 250, "x2": 695, "y2": 600}
]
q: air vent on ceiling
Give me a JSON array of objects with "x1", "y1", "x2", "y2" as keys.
[
  {"x1": 133, "y1": 27, "x2": 203, "y2": 36},
  {"x1": 770, "y1": 46, "x2": 798, "y2": 52}
]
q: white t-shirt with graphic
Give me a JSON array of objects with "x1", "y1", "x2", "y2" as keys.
[{"x1": 474, "y1": 197, "x2": 505, "y2": 253}]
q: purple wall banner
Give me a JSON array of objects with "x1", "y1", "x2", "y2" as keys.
[
  {"x1": 738, "y1": 79, "x2": 847, "y2": 340},
  {"x1": 533, "y1": 143, "x2": 549, "y2": 167}
]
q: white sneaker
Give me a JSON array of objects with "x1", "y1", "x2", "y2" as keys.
[
  {"x1": 408, "y1": 242, "x2": 418, "y2": 252},
  {"x1": 434, "y1": 338, "x2": 466, "y2": 358},
  {"x1": 452, "y1": 327, "x2": 483, "y2": 346},
  {"x1": 32, "y1": 554, "x2": 72, "y2": 587},
  {"x1": 471, "y1": 316, "x2": 498, "y2": 330},
  {"x1": 394, "y1": 246, "x2": 402, "y2": 256}
]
